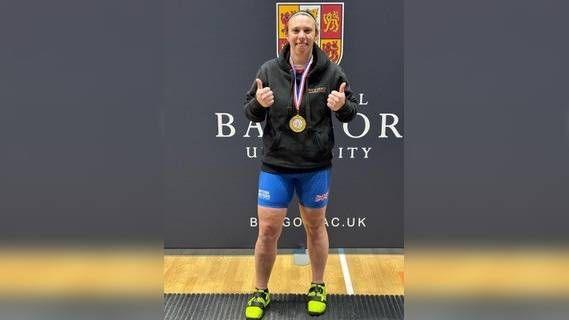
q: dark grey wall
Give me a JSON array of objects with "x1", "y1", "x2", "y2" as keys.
[
  {"x1": 164, "y1": 0, "x2": 404, "y2": 248},
  {"x1": 0, "y1": 0, "x2": 163, "y2": 243},
  {"x1": 3, "y1": 0, "x2": 566, "y2": 252},
  {"x1": 0, "y1": 0, "x2": 402, "y2": 248},
  {"x1": 405, "y1": 0, "x2": 569, "y2": 244}
]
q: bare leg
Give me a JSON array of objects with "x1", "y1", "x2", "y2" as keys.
[
  {"x1": 300, "y1": 205, "x2": 329, "y2": 284},
  {"x1": 254, "y1": 205, "x2": 287, "y2": 289}
]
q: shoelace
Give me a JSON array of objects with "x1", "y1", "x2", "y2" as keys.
[
  {"x1": 308, "y1": 285, "x2": 325, "y2": 296},
  {"x1": 249, "y1": 291, "x2": 268, "y2": 305}
]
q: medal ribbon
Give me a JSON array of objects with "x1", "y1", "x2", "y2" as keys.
[{"x1": 290, "y1": 55, "x2": 313, "y2": 113}]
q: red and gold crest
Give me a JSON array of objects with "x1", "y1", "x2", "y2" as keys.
[{"x1": 276, "y1": 2, "x2": 344, "y2": 64}]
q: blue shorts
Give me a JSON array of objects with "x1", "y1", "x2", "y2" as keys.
[{"x1": 257, "y1": 168, "x2": 331, "y2": 209}]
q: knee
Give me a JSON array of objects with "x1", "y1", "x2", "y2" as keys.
[
  {"x1": 258, "y1": 223, "x2": 282, "y2": 242},
  {"x1": 304, "y1": 218, "x2": 326, "y2": 235}
]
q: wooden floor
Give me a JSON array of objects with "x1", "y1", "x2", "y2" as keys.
[
  {"x1": 163, "y1": 249, "x2": 404, "y2": 295},
  {"x1": 407, "y1": 248, "x2": 569, "y2": 297},
  {"x1": 0, "y1": 247, "x2": 162, "y2": 297},
  {"x1": 2, "y1": 247, "x2": 568, "y2": 298}
]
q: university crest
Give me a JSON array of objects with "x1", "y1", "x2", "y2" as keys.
[{"x1": 276, "y1": 2, "x2": 344, "y2": 64}]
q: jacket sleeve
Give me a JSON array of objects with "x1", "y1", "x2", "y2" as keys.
[
  {"x1": 244, "y1": 66, "x2": 268, "y2": 123},
  {"x1": 334, "y1": 67, "x2": 358, "y2": 123}
]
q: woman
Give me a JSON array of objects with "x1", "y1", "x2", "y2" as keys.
[{"x1": 243, "y1": 10, "x2": 358, "y2": 320}]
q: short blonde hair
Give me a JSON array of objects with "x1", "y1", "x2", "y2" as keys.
[{"x1": 284, "y1": 10, "x2": 319, "y2": 35}]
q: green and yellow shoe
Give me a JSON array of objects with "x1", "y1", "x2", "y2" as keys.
[
  {"x1": 244, "y1": 288, "x2": 270, "y2": 320},
  {"x1": 306, "y1": 283, "x2": 327, "y2": 316}
]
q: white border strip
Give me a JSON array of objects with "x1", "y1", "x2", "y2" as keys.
[{"x1": 337, "y1": 248, "x2": 354, "y2": 294}]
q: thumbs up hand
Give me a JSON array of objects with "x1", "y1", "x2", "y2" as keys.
[
  {"x1": 327, "y1": 82, "x2": 347, "y2": 111},
  {"x1": 255, "y1": 79, "x2": 274, "y2": 108}
]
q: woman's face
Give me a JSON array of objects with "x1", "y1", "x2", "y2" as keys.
[{"x1": 286, "y1": 14, "x2": 317, "y2": 59}]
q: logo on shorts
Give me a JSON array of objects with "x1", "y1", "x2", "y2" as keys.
[
  {"x1": 258, "y1": 189, "x2": 271, "y2": 200},
  {"x1": 314, "y1": 192, "x2": 329, "y2": 202},
  {"x1": 276, "y1": 2, "x2": 344, "y2": 64}
]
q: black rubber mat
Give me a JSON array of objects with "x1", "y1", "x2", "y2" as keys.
[{"x1": 164, "y1": 293, "x2": 404, "y2": 320}]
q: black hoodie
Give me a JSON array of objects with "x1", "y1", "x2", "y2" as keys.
[{"x1": 244, "y1": 44, "x2": 358, "y2": 173}]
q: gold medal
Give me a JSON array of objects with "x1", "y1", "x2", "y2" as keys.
[
  {"x1": 289, "y1": 56, "x2": 313, "y2": 134},
  {"x1": 289, "y1": 114, "x2": 306, "y2": 133}
]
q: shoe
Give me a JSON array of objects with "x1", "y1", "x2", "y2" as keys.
[
  {"x1": 244, "y1": 288, "x2": 270, "y2": 320},
  {"x1": 306, "y1": 283, "x2": 327, "y2": 316}
]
